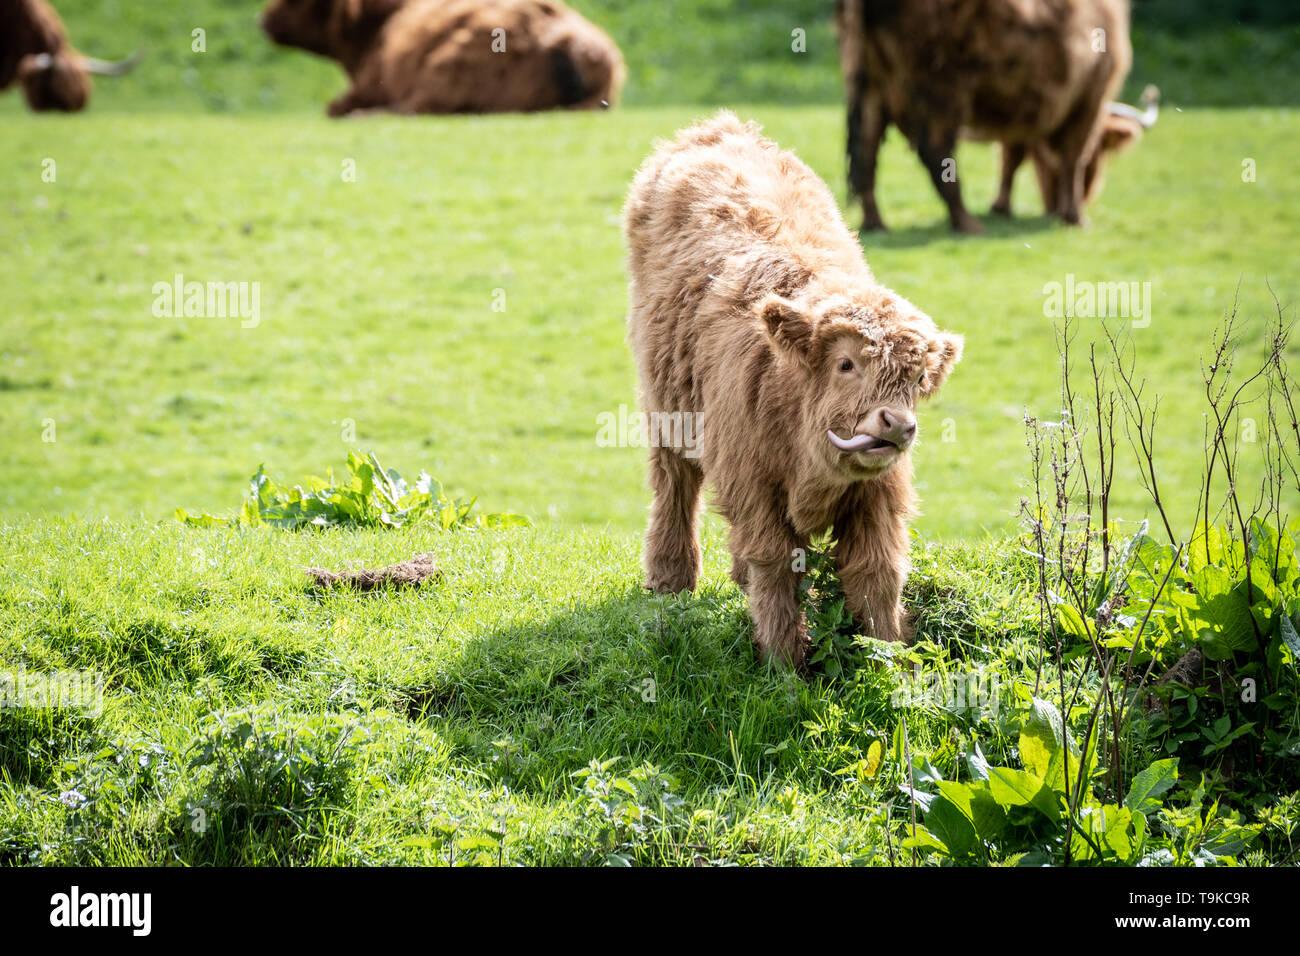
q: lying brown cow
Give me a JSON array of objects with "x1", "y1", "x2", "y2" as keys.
[
  {"x1": 624, "y1": 112, "x2": 963, "y2": 667},
  {"x1": 1, "y1": 0, "x2": 139, "y2": 111},
  {"x1": 836, "y1": 0, "x2": 1140, "y2": 231},
  {"x1": 260, "y1": 0, "x2": 625, "y2": 116}
]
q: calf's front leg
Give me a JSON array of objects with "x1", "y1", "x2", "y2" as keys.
[
  {"x1": 744, "y1": 558, "x2": 809, "y2": 667},
  {"x1": 833, "y1": 490, "x2": 913, "y2": 643},
  {"x1": 644, "y1": 447, "x2": 704, "y2": 594},
  {"x1": 727, "y1": 515, "x2": 808, "y2": 667}
]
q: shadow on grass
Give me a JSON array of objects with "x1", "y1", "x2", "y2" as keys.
[
  {"x1": 390, "y1": 584, "x2": 892, "y2": 798},
  {"x1": 857, "y1": 212, "x2": 1060, "y2": 251}
]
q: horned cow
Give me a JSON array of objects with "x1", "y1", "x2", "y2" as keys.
[
  {"x1": 1, "y1": 0, "x2": 139, "y2": 112},
  {"x1": 623, "y1": 112, "x2": 963, "y2": 667},
  {"x1": 260, "y1": 0, "x2": 625, "y2": 116},
  {"x1": 835, "y1": 0, "x2": 1151, "y2": 232}
]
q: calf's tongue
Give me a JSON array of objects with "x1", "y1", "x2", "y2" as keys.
[{"x1": 827, "y1": 430, "x2": 885, "y2": 452}]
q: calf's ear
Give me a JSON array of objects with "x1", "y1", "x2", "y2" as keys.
[
  {"x1": 921, "y1": 331, "x2": 963, "y2": 397},
  {"x1": 759, "y1": 295, "x2": 816, "y2": 368}
]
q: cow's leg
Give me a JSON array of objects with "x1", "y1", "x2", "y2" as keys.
[
  {"x1": 991, "y1": 142, "x2": 1026, "y2": 217},
  {"x1": 327, "y1": 86, "x2": 369, "y2": 117},
  {"x1": 1031, "y1": 146, "x2": 1061, "y2": 215},
  {"x1": 848, "y1": 85, "x2": 889, "y2": 231},
  {"x1": 833, "y1": 488, "x2": 912, "y2": 644},
  {"x1": 1051, "y1": 108, "x2": 1107, "y2": 226},
  {"x1": 1054, "y1": 142, "x2": 1090, "y2": 226},
  {"x1": 643, "y1": 446, "x2": 703, "y2": 594},
  {"x1": 915, "y1": 122, "x2": 983, "y2": 234}
]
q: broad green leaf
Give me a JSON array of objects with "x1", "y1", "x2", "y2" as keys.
[
  {"x1": 899, "y1": 826, "x2": 950, "y2": 856},
  {"x1": 938, "y1": 779, "x2": 1007, "y2": 843},
  {"x1": 988, "y1": 767, "x2": 1060, "y2": 821},
  {"x1": 1125, "y1": 757, "x2": 1179, "y2": 815},
  {"x1": 862, "y1": 740, "x2": 883, "y2": 778},
  {"x1": 1055, "y1": 604, "x2": 1096, "y2": 644},
  {"x1": 924, "y1": 795, "x2": 977, "y2": 858},
  {"x1": 1019, "y1": 697, "x2": 1064, "y2": 779}
]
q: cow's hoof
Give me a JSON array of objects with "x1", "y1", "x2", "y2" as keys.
[
  {"x1": 953, "y1": 214, "x2": 985, "y2": 234},
  {"x1": 990, "y1": 202, "x2": 1012, "y2": 218}
]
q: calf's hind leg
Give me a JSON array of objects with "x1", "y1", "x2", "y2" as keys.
[{"x1": 643, "y1": 447, "x2": 703, "y2": 594}]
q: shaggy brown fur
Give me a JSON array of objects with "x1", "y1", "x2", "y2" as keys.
[
  {"x1": 1, "y1": 0, "x2": 90, "y2": 111},
  {"x1": 835, "y1": 0, "x2": 1133, "y2": 231},
  {"x1": 304, "y1": 552, "x2": 440, "y2": 591},
  {"x1": 624, "y1": 112, "x2": 963, "y2": 667},
  {"x1": 260, "y1": 0, "x2": 625, "y2": 116}
]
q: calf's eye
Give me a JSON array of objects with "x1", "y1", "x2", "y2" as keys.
[{"x1": 839, "y1": 358, "x2": 854, "y2": 372}]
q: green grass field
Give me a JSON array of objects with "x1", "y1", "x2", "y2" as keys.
[
  {"x1": 3, "y1": 107, "x2": 1297, "y2": 537},
  {"x1": 2, "y1": 1, "x2": 1298, "y2": 867}
]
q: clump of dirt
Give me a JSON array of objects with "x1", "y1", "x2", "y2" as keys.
[{"x1": 304, "y1": 552, "x2": 440, "y2": 592}]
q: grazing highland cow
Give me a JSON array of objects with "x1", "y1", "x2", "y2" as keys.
[
  {"x1": 624, "y1": 112, "x2": 963, "y2": 667},
  {"x1": 835, "y1": 0, "x2": 1147, "y2": 231},
  {"x1": 1, "y1": 0, "x2": 140, "y2": 112},
  {"x1": 260, "y1": 0, "x2": 625, "y2": 116}
]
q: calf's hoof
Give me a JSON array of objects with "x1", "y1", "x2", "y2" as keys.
[
  {"x1": 757, "y1": 640, "x2": 809, "y2": 671},
  {"x1": 753, "y1": 622, "x2": 810, "y2": 670},
  {"x1": 646, "y1": 571, "x2": 697, "y2": 595}
]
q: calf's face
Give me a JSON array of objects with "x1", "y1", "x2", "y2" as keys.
[{"x1": 761, "y1": 293, "x2": 962, "y2": 479}]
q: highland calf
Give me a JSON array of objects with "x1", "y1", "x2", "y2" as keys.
[
  {"x1": 624, "y1": 113, "x2": 963, "y2": 667},
  {"x1": 835, "y1": 0, "x2": 1147, "y2": 232},
  {"x1": 260, "y1": 0, "x2": 625, "y2": 116},
  {"x1": 1, "y1": 0, "x2": 139, "y2": 112}
]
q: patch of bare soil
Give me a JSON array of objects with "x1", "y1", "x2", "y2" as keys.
[{"x1": 304, "y1": 552, "x2": 440, "y2": 592}]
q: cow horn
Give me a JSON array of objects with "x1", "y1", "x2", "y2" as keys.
[
  {"x1": 827, "y1": 430, "x2": 877, "y2": 452},
  {"x1": 1108, "y1": 85, "x2": 1160, "y2": 129},
  {"x1": 76, "y1": 49, "x2": 143, "y2": 76}
]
